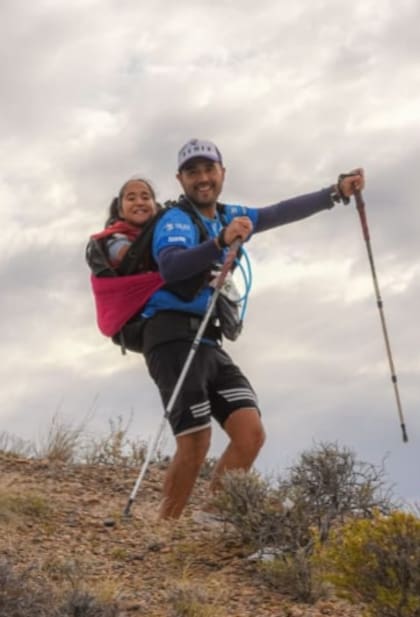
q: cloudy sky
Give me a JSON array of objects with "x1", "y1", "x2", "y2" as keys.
[{"x1": 1, "y1": 0, "x2": 419, "y2": 504}]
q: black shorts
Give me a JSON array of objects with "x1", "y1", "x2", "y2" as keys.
[{"x1": 144, "y1": 341, "x2": 259, "y2": 437}]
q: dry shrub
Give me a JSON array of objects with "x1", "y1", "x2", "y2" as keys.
[
  {"x1": 1, "y1": 412, "x2": 149, "y2": 470},
  {"x1": 0, "y1": 560, "x2": 120, "y2": 617},
  {"x1": 36, "y1": 413, "x2": 87, "y2": 464},
  {"x1": 0, "y1": 432, "x2": 35, "y2": 458},
  {"x1": 167, "y1": 578, "x2": 223, "y2": 617},
  {"x1": 82, "y1": 415, "x2": 146, "y2": 468},
  {"x1": 0, "y1": 489, "x2": 51, "y2": 523},
  {"x1": 214, "y1": 442, "x2": 396, "y2": 604},
  {"x1": 0, "y1": 561, "x2": 50, "y2": 617},
  {"x1": 259, "y1": 547, "x2": 325, "y2": 603},
  {"x1": 198, "y1": 456, "x2": 217, "y2": 480},
  {"x1": 213, "y1": 469, "x2": 272, "y2": 546},
  {"x1": 58, "y1": 588, "x2": 119, "y2": 617},
  {"x1": 279, "y1": 441, "x2": 395, "y2": 542}
]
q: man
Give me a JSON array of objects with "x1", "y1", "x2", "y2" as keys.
[{"x1": 141, "y1": 138, "x2": 364, "y2": 519}]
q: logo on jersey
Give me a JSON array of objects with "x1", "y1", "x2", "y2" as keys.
[
  {"x1": 167, "y1": 235, "x2": 187, "y2": 244},
  {"x1": 164, "y1": 222, "x2": 191, "y2": 233}
]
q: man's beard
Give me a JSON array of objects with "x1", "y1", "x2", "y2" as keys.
[{"x1": 185, "y1": 186, "x2": 220, "y2": 208}]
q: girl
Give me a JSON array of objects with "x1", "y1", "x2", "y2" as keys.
[
  {"x1": 87, "y1": 177, "x2": 164, "y2": 348},
  {"x1": 100, "y1": 177, "x2": 160, "y2": 267}
]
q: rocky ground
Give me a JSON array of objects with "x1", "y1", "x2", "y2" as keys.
[{"x1": 0, "y1": 452, "x2": 363, "y2": 616}]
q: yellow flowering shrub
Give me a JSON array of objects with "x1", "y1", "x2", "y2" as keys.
[{"x1": 317, "y1": 510, "x2": 420, "y2": 617}]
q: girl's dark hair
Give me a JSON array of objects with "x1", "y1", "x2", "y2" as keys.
[{"x1": 104, "y1": 177, "x2": 157, "y2": 227}]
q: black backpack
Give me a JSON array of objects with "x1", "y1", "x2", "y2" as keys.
[
  {"x1": 86, "y1": 198, "x2": 231, "y2": 353},
  {"x1": 86, "y1": 206, "x2": 166, "y2": 279},
  {"x1": 86, "y1": 198, "x2": 231, "y2": 277}
]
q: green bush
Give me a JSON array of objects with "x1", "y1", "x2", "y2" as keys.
[{"x1": 318, "y1": 510, "x2": 420, "y2": 617}]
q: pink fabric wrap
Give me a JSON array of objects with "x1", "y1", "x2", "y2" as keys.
[
  {"x1": 90, "y1": 272, "x2": 164, "y2": 336},
  {"x1": 92, "y1": 220, "x2": 141, "y2": 242}
]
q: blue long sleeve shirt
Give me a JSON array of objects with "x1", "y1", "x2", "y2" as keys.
[{"x1": 141, "y1": 187, "x2": 333, "y2": 318}]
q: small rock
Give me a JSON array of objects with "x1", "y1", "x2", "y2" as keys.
[
  {"x1": 147, "y1": 542, "x2": 165, "y2": 552},
  {"x1": 103, "y1": 517, "x2": 116, "y2": 527}
]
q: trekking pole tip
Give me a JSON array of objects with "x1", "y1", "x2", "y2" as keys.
[
  {"x1": 401, "y1": 424, "x2": 408, "y2": 443},
  {"x1": 122, "y1": 499, "x2": 133, "y2": 518}
]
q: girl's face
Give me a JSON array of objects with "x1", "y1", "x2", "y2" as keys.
[{"x1": 120, "y1": 180, "x2": 157, "y2": 226}]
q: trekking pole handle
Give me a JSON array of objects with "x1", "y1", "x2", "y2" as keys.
[{"x1": 353, "y1": 188, "x2": 370, "y2": 242}]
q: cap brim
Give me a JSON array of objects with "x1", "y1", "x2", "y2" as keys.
[{"x1": 178, "y1": 155, "x2": 221, "y2": 171}]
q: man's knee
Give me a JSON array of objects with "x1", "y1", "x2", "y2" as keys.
[
  {"x1": 242, "y1": 423, "x2": 266, "y2": 454},
  {"x1": 228, "y1": 423, "x2": 265, "y2": 459},
  {"x1": 175, "y1": 428, "x2": 211, "y2": 469},
  {"x1": 225, "y1": 408, "x2": 266, "y2": 454},
  {"x1": 255, "y1": 424, "x2": 266, "y2": 450}
]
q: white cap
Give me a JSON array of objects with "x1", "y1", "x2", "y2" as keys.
[{"x1": 177, "y1": 138, "x2": 223, "y2": 171}]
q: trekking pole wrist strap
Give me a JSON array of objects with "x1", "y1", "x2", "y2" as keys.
[
  {"x1": 329, "y1": 182, "x2": 350, "y2": 206},
  {"x1": 332, "y1": 173, "x2": 355, "y2": 206}
]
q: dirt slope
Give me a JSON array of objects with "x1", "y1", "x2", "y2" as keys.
[{"x1": 0, "y1": 453, "x2": 362, "y2": 616}]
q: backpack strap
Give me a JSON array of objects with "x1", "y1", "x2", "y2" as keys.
[
  {"x1": 176, "y1": 197, "x2": 210, "y2": 240},
  {"x1": 176, "y1": 197, "x2": 242, "y2": 267},
  {"x1": 85, "y1": 237, "x2": 118, "y2": 278},
  {"x1": 176, "y1": 197, "x2": 229, "y2": 238}
]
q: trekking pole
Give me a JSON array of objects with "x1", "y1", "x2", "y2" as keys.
[
  {"x1": 123, "y1": 238, "x2": 243, "y2": 517},
  {"x1": 353, "y1": 189, "x2": 408, "y2": 443}
]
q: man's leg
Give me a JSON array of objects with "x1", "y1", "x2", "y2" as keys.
[
  {"x1": 145, "y1": 341, "x2": 214, "y2": 520},
  {"x1": 209, "y1": 407, "x2": 265, "y2": 492},
  {"x1": 159, "y1": 427, "x2": 211, "y2": 519}
]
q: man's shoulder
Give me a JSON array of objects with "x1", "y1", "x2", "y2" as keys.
[
  {"x1": 155, "y1": 205, "x2": 195, "y2": 230},
  {"x1": 152, "y1": 204, "x2": 198, "y2": 249}
]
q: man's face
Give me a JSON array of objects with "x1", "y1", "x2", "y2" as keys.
[{"x1": 177, "y1": 158, "x2": 225, "y2": 209}]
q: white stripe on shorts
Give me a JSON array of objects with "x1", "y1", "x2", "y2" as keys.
[
  {"x1": 218, "y1": 387, "x2": 257, "y2": 405},
  {"x1": 190, "y1": 400, "x2": 211, "y2": 418}
]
